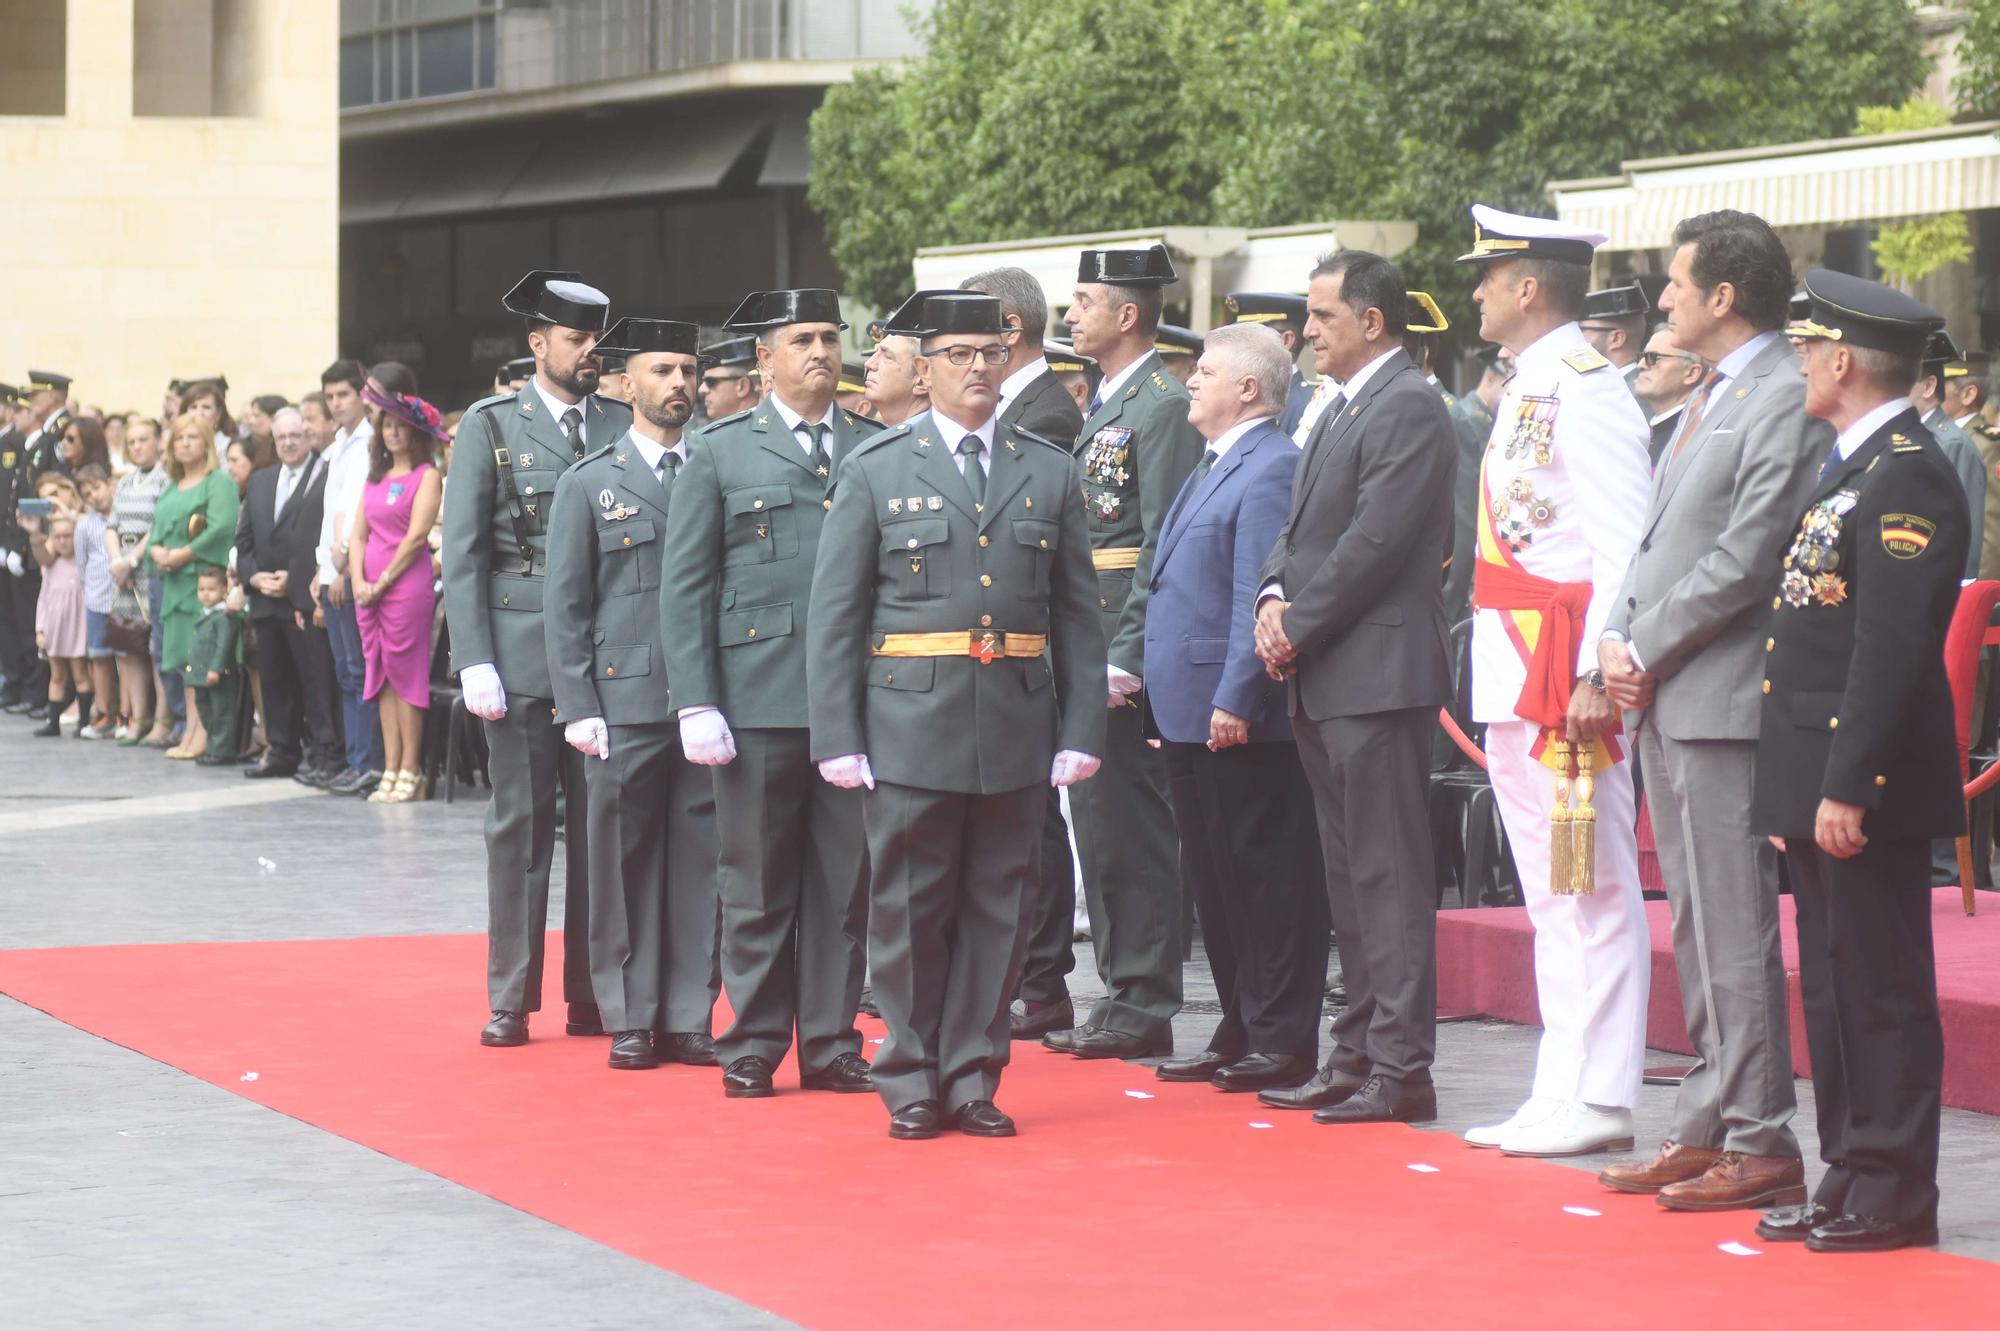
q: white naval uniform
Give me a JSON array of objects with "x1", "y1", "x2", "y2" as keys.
[{"x1": 1472, "y1": 320, "x2": 1654, "y2": 1111}]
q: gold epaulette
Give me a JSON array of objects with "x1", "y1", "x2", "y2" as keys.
[
  {"x1": 1891, "y1": 432, "x2": 1923, "y2": 455},
  {"x1": 1561, "y1": 347, "x2": 1610, "y2": 374}
]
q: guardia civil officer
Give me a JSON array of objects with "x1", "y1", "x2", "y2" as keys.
[
  {"x1": 808, "y1": 292, "x2": 1106, "y2": 1139},
  {"x1": 1054, "y1": 244, "x2": 1206, "y2": 1060},
  {"x1": 544, "y1": 317, "x2": 721, "y2": 1072},
  {"x1": 442, "y1": 271, "x2": 634, "y2": 1048},
  {"x1": 1752, "y1": 272, "x2": 1964, "y2": 1254},
  {"x1": 658, "y1": 289, "x2": 886, "y2": 1099}
]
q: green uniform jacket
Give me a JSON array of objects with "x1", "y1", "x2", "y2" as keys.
[
  {"x1": 184, "y1": 606, "x2": 242, "y2": 682},
  {"x1": 657, "y1": 401, "x2": 883, "y2": 729},
  {"x1": 807, "y1": 412, "x2": 1106, "y2": 794},
  {"x1": 441, "y1": 387, "x2": 633, "y2": 700},
  {"x1": 1075, "y1": 350, "x2": 1204, "y2": 675},
  {"x1": 543, "y1": 432, "x2": 678, "y2": 727}
]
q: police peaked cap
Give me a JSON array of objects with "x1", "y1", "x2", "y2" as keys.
[
  {"x1": 503, "y1": 270, "x2": 611, "y2": 332},
  {"x1": 1786, "y1": 269, "x2": 1942, "y2": 357},
  {"x1": 1154, "y1": 324, "x2": 1202, "y2": 358},
  {"x1": 1225, "y1": 291, "x2": 1308, "y2": 328}
]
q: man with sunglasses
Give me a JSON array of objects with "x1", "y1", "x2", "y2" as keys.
[
  {"x1": 809, "y1": 291, "x2": 1105, "y2": 1139},
  {"x1": 1633, "y1": 328, "x2": 1708, "y2": 466},
  {"x1": 695, "y1": 336, "x2": 761, "y2": 425}
]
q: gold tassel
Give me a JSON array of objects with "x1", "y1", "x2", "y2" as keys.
[
  {"x1": 1547, "y1": 735, "x2": 1573, "y2": 896},
  {"x1": 1569, "y1": 743, "x2": 1597, "y2": 895}
]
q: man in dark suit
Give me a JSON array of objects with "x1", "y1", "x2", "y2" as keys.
[
  {"x1": 960, "y1": 265, "x2": 1091, "y2": 1041},
  {"x1": 1751, "y1": 272, "x2": 1964, "y2": 1254},
  {"x1": 1147, "y1": 322, "x2": 1327, "y2": 1094},
  {"x1": 1252, "y1": 250, "x2": 1457, "y2": 1125},
  {"x1": 235, "y1": 406, "x2": 341, "y2": 782}
]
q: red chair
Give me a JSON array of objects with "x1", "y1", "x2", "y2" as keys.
[{"x1": 1943, "y1": 580, "x2": 2000, "y2": 914}]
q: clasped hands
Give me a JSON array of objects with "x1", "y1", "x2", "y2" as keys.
[
  {"x1": 1253, "y1": 597, "x2": 1296, "y2": 681},
  {"x1": 1596, "y1": 638, "x2": 1655, "y2": 712}
]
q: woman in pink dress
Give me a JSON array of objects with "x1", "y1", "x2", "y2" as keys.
[{"x1": 347, "y1": 389, "x2": 446, "y2": 804}]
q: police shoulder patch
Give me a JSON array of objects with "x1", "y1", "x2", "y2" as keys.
[
  {"x1": 1561, "y1": 347, "x2": 1610, "y2": 374},
  {"x1": 1880, "y1": 512, "x2": 1936, "y2": 559}
]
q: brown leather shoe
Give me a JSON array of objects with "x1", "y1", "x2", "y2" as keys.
[
  {"x1": 1597, "y1": 1140, "x2": 1721, "y2": 1194},
  {"x1": 1657, "y1": 1152, "x2": 1807, "y2": 1212}
]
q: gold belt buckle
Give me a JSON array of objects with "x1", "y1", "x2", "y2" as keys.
[{"x1": 975, "y1": 631, "x2": 1000, "y2": 664}]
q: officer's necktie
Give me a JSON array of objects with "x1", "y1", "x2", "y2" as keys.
[
  {"x1": 801, "y1": 422, "x2": 831, "y2": 481},
  {"x1": 1164, "y1": 448, "x2": 1219, "y2": 535},
  {"x1": 958, "y1": 435, "x2": 986, "y2": 504},
  {"x1": 560, "y1": 407, "x2": 584, "y2": 460},
  {"x1": 1087, "y1": 386, "x2": 1104, "y2": 417},
  {"x1": 1668, "y1": 368, "x2": 1723, "y2": 464},
  {"x1": 1817, "y1": 439, "x2": 1845, "y2": 485}
]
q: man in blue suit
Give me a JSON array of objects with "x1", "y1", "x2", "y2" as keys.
[{"x1": 1144, "y1": 322, "x2": 1329, "y2": 1093}]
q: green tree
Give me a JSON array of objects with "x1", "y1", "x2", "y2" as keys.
[
  {"x1": 1956, "y1": 0, "x2": 2000, "y2": 117},
  {"x1": 811, "y1": 0, "x2": 1929, "y2": 323},
  {"x1": 1856, "y1": 100, "x2": 1973, "y2": 289}
]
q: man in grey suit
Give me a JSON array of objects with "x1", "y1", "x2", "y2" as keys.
[
  {"x1": 1597, "y1": 210, "x2": 1827, "y2": 1210},
  {"x1": 445, "y1": 270, "x2": 634, "y2": 1049},
  {"x1": 658, "y1": 289, "x2": 886, "y2": 1099},
  {"x1": 959, "y1": 265, "x2": 1091, "y2": 1041},
  {"x1": 1252, "y1": 250, "x2": 1457, "y2": 1125},
  {"x1": 544, "y1": 317, "x2": 720, "y2": 1072}
]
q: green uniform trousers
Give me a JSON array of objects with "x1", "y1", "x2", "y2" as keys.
[
  {"x1": 713, "y1": 726, "x2": 867, "y2": 1074},
  {"x1": 483, "y1": 693, "x2": 592, "y2": 1015}
]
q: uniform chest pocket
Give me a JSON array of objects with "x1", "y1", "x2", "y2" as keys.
[
  {"x1": 597, "y1": 518, "x2": 660, "y2": 594},
  {"x1": 1013, "y1": 518, "x2": 1059, "y2": 596},
  {"x1": 882, "y1": 518, "x2": 950, "y2": 599},
  {"x1": 723, "y1": 484, "x2": 798, "y2": 565},
  {"x1": 507, "y1": 469, "x2": 562, "y2": 534}
]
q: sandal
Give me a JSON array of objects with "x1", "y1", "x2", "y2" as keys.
[
  {"x1": 119, "y1": 717, "x2": 151, "y2": 747},
  {"x1": 367, "y1": 770, "x2": 407, "y2": 803}
]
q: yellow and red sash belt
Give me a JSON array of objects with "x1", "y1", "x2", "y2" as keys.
[{"x1": 1472, "y1": 559, "x2": 1622, "y2": 768}]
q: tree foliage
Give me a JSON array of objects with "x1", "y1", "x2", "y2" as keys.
[
  {"x1": 812, "y1": 0, "x2": 1929, "y2": 322},
  {"x1": 1956, "y1": 0, "x2": 2000, "y2": 117},
  {"x1": 1853, "y1": 101, "x2": 1970, "y2": 289}
]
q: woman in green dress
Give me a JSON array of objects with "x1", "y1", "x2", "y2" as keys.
[{"x1": 146, "y1": 411, "x2": 239, "y2": 760}]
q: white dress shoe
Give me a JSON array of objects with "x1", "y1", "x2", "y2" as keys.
[
  {"x1": 1499, "y1": 1102, "x2": 1635, "y2": 1158},
  {"x1": 1463, "y1": 1096, "x2": 1559, "y2": 1148}
]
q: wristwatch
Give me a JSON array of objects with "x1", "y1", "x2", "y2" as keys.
[{"x1": 1584, "y1": 669, "x2": 1608, "y2": 691}]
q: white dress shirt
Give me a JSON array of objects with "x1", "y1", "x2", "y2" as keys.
[
  {"x1": 316, "y1": 417, "x2": 374, "y2": 585},
  {"x1": 272, "y1": 456, "x2": 313, "y2": 523},
  {"x1": 930, "y1": 407, "x2": 997, "y2": 477},
  {"x1": 624, "y1": 427, "x2": 687, "y2": 479},
  {"x1": 1834, "y1": 397, "x2": 1913, "y2": 463},
  {"x1": 767, "y1": 393, "x2": 838, "y2": 455},
  {"x1": 997, "y1": 355, "x2": 1051, "y2": 421},
  {"x1": 1088, "y1": 354, "x2": 1148, "y2": 414}
]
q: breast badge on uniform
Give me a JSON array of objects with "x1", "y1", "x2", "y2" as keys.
[
  {"x1": 1488, "y1": 476, "x2": 1556, "y2": 552},
  {"x1": 1880, "y1": 512, "x2": 1936, "y2": 559},
  {"x1": 888, "y1": 498, "x2": 903, "y2": 515},
  {"x1": 1084, "y1": 427, "x2": 1133, "y2": 486},
  {"x1": 1781, "y1": 489, "x2": 1858, "y2": 606},
  {"x1": 1506, "y1": 396, "x2": 1558, "y2": 466}
]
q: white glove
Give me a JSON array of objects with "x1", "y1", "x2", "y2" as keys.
[
  {"x1": 1050, "y1": 749, "x2": 1102, "y2": 787},
  {"x1": 679, "y1": 706, "x2": 737, "y2": 765},
  {"x1": 3, "y1": 550, "x2": 22, "y2": 578},
  {"x1": 1106, "y1": 664, "x2": 1143, "y2": 708},
  {"x1": 818, "y1": 754, "x2": 876, "y2": 790},
  {"x1": 564, "y1": 717, "x2": 610, "y2": 760},
  {"x1": 460, "y1": 663, "x2": 507, "y2": 720}
]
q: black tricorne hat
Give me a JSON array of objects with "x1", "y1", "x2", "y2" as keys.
[
  {"x1": 723, "y1": 289, "x2": 847, "y2": 332},
  {"x1": 1582, "y1": 283, "x2": 1651, "y2": 321},
  {"x1": 596, "y1": 317, "x2": 702, "y2": 358},
  {"x1": 878, "y1": 289, "x2": 964, "y2": 338},
  {"x1": 502, "y1": 270, "x2": 611, "y2": 332},
  {"x1": 700, "y1": 336, "x2": 760, "y2": 370},
  {"x1": 1077, "y1": 243, "x2": 1177, "y2": 286},
  {"x1": 881, "y1": 291, "x2": 1004, "y2": 339}
]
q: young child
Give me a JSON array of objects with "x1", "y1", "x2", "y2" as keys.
[
  {"x1": 184, "y1": 567, "x2": 245, "y2": 765},
  {"x1": 32, "y1": 516, "x2": 90, "y2": 738},
  {"x1": 73, "y1": 464, "x2": 121, "y2": 738}
]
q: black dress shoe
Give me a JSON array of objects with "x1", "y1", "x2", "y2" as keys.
[
  {"x1": 339, "y1": 768, "x2": 382, "y2": 796},
  {"x1": 1257, "y1": 1062, "x2": 1366, "y2": 1110},
  {"x1": 197, "y1": 752, "x2": 246, "y2": 767},
  {"x1": 1755, "y1": 1202, "x2": 1835, "y2": 1243},
  {"x1": 608, "y1": 1031, "x2": 661, "y2": 1070},
  {"x1": 889, "y1": 1100, "x2": 942, "y2": 1140},
  {"x1": 292, "y1": 764, "x2": 333, "y2": 788},
  {"x1": 480, "y1": 1011, "x2": 528, "y2": 1047},
  {"x1": 566, "y1": 1002, "x2": 606, "y2": 1036},
  {"x1": 857, "y1": 985, "x2": 881, "y2": 1018},
  {"x1": 1213, "y1": 1053, "x2": 1316, "y2": 1093},
  {"x1": 243, "y1": 758, "x2": 298, "y2": 779},
  {"x1": 1155, "y1": 1050, "x2": 1237, "y2": 1083},
  {"x1": 952, "y1": 1100, "x2": 1017, "y2": 1137},
  {"x1": 1010, "y1": 998, "x2": 1075, "y2": 1041},
  {"x1": 656, "y1": 1032, "x2": 718, "y2": 1066},
  {"x1": 1069, "y1": 1028, "x2": 1172, "y2": 1061},
  {"x1": 800, "y1": 1051, "x2": 874, "y2": 1093},
  {"x1": 1311, "y1": 1074, "x2": 1438, "y2": 1124},
  {"x1": 1806, "y1": 1211, "x2": 1939, "y2": 1253},
  {"x1": 1041, "y1": 1024, "x2": 1095, "y2": 1053},
  {"x1": 723, "y1": 1055, "x2": 776, "y2": 1098}
]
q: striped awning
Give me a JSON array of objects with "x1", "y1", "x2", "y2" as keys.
[{"x1": 1549, "y1": 121, "x2": 2000, "y2": 254}]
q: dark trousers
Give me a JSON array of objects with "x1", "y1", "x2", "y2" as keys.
[
  {"x1": 482, "y1": 695, "x2": 592, "y2": 1015},
  {"x1": 1162, "y1": 739, "x2": 1327, "y2": 1059},
  {"x1": 583, "y1": 721, "x2": 721, "y2": 1034},
  {"x1": 250, "y1": 610, "x2": 340, "y2": 771},
  {"x1": 1067, "y1": 700, "x2": 1183, "y2": 1041},
  {"x1": 1014, "y1": 787, "x2": 1078, "y2": 1008},
  {"x1": 1786, "y1": 837, "x2": 1942, "y2": 1223},
  {"x1": 1292, "y1": 706, "x2": 1438, "y2": 1085},
  {"x1": 865, "y1": 780, "x2": 1042, "y2": 1113},
  {"x1": 0, "y1": 561, "x2": 46, "y2": 698},
  {"x1": 192, "y1": 676, "x2": 246, "y2": 758},
  {"x1": 712, "y1": 727, "x2": 867, "y2": 1074}
]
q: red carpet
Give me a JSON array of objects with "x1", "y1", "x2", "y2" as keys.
[
  {"x1": 1439, "y1": 887, "x2": 2000, "y2": 1116},
  {"x1": 4, "y1": 932, "x2": 1997, "y2": 1329}
]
